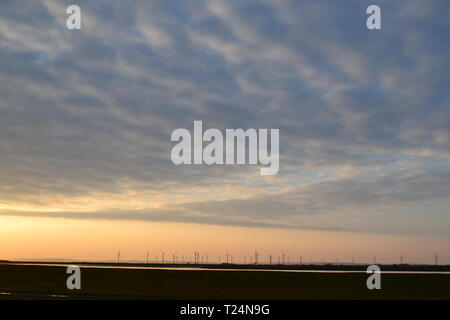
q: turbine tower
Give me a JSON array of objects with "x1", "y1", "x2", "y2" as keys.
[{"x1": 194, "y1": 251, "x2": 199, "y2": 264}]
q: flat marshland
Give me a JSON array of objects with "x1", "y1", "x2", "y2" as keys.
[{"x1": 0, "y1": 264, "x2": 449, "y2": 300}]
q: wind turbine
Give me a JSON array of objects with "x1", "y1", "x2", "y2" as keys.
[
  {"x1": 117, "y1": 249, "x2": 121, "y2": 263},
  {"x1": 194, "y1": 251, "x2": 198, "y2": 264},
  {"x1": 281, "y1": 250, "x2": 286, "y2": 265}
]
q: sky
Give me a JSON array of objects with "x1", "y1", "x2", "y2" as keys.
[{"x1": 0, "y1": 0, "x2": 449, "y2": 264}]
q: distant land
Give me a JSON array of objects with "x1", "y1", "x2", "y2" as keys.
[
  {"x1": 0, "y1": 262, "x2": 449, "y2": 300},
  {"x1": 2, "y1": 260, "x2": 450, "y2": 272}
]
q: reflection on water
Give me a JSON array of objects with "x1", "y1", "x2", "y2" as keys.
[
  {"x1": 0, "y1": 291, "x2": 69, "y2": 298},
  {"x1": 7, "y1": 262, "x2": 450, "y2": 274}
]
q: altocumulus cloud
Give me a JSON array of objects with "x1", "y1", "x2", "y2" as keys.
[{"x1": 0, "y1": 0, "x2": 449, "y2": 235}]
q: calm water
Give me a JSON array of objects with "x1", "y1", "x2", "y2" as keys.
[{"x1": 7, "y1": 262, "x2": 450, "y2": 274}]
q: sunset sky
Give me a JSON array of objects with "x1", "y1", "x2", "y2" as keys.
[{"x1": 0, "y1": 0, "x2": 449, "y2": 264}]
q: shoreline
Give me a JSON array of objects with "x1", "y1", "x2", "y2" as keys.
[{"x1": 2, "y1": 260, "x2": 450, "y2": 273}]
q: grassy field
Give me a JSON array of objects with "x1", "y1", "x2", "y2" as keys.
[{"x1": 0, "y1": 264, "x2": 449, "y2": 300}]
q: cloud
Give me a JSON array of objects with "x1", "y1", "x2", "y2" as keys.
[
  {"x1": 0, "y1": 0, "x2": 449, "y2": 235},
  {"x1": 1, "y1": 169, "x2": 449, "y2": 236}
]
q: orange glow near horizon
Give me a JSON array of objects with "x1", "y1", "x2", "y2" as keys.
[{"x1": 0, "y1": 215, "x2": 448, "y2": 264}]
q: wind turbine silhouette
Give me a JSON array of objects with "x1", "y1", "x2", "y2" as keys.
[
  {"x1": 254, "y1": 248, "x2": 259, "y2": 265},
  {"x1": 194, "y1": 251, "x2": 199, "y2": 264}
]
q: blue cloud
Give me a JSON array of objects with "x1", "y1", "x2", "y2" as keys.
[{"x1": 0, "y1": 0, "x2": 449, "y2": 235}]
